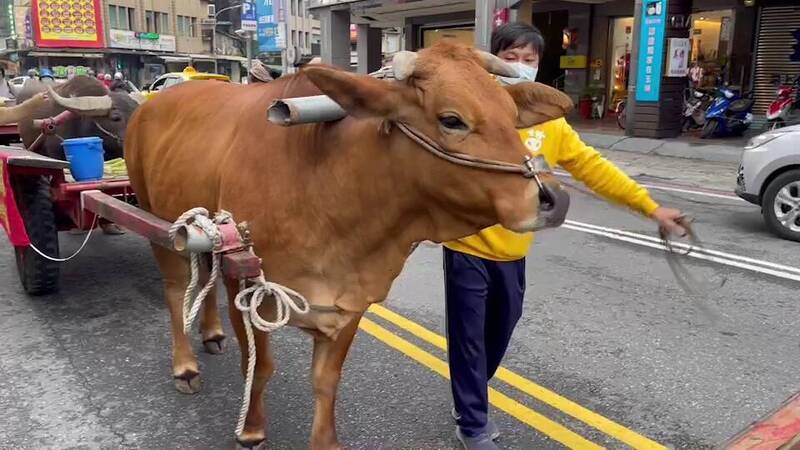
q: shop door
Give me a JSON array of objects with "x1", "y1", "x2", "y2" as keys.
[
  {"x1": 532, "y1": 10, "x2": 568, "y2": 88},
  {"x1": 752, "y1": 6, "x2": 800, "y2": 115},
  {"x1": 607, "y1": 17, "x2": 634, "y2": 107}
]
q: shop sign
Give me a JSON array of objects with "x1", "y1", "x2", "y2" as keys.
[
  {"x1": 559, "y1": 55, "x2": 587, "y2": 69},
  {"x1": 241, "y1": 1, "x2": 257, "y2": 32},
  {"x1": 109, "y1": 29, "x2": 176, "y2": 52},
  {"x1": 635, "y1": 0, "x2": 667, "y2": 102},
  {"x1": 665, "y1": 38, "x2": 690, "y2": 77},
  {"x1": 256, "y1": 0, "x2": 285, "y2": 52},
  {"x1": 31, "y1": 0, "x2": 104, "y2": 48}
]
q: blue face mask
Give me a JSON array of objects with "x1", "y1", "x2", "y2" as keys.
[{"x1": 497, "y1": 62, "x2": 539, "y2": 85}]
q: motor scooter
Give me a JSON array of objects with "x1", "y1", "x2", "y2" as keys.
[
  {"x1": 701, "y1": 86, "x2": 754, "y2": 138},
  {"x1": 765, "y1": 75, "x2": 800, "y2": 130},
  {"x1": 682, "y1": 87, "x2": 713, "y2": 132}
]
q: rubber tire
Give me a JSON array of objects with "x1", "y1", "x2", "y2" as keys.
[
  {"x1": 13, "y1": 176, "x2": 60, "y2": 295},
  {"x1": 761, "y1": 169, "x2": 800, "y2": 242},
  {"x1": 701, "y1": 119, "x2": 718, "y2": 139}
]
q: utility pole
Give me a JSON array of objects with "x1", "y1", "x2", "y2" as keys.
[
  {"x1": 280, "y1": 0, "x2": 290, "y2": 76},
  {"x1": 212, "y1": 3, "x2": 244, "y2": 74}
]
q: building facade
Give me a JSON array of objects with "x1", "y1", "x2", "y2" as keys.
[
  {"x1": 0, "y1": 0, "x2": 250, "y2": 86},
  {"x1": 309, "y1": 0, "x2": 800, "y2": 137}
]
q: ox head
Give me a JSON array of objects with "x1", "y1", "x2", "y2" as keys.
[
  {"x1": 301, "y1": 41, "x2": 573, "y2": 235},
  {"x1": 0, "y1": 76, "x2": 142, "y2": 159},
  {"x1": 44, "y1": 81, "x2": 142, "y2": 158}
]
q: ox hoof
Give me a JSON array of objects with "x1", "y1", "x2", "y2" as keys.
[
  {"x1": 173, "y1": 370, "x2": 201, "y2": 394},
  {"x1": 202, "y1": 335, "x2": 226, "y2": 355},
  {"x1": 235, "y1": 437, "x2": 267, "y2": 450}
]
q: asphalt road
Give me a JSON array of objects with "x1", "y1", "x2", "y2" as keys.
[{"x1": 1, "y1": 150, "x2": 798, "y2": 450}]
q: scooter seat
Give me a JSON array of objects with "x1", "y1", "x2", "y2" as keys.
[{"x1": 728, "y1": 99, "x2": 754, "y2": 113}]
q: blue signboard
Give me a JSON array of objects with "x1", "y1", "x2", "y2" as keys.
[
  {"x1": 635, "y1": 0, "x2": 667, "y2": 102},
  {"x1": 256, "y1": 0, "x2": 281, "y2": 52},
  {"x1": 241, "y1": 1, "x2": 257, "y2": 31}
]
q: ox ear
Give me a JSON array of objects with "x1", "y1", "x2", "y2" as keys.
[
  {"x1": 504, "y1": 82, "x2": 574, "y2": 128},
  {"x1": 303, "y1": 66, "x2": 404, "y2": 118}
]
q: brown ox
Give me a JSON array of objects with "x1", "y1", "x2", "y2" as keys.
[{"x1": 125, "y1": 41, "x2": 573, "y2": 449}]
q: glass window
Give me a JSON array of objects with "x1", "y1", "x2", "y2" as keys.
[
  {"x1": 145, "y1": 10, "x2": 155, "y2": 33},
  {"x1": 108, "y1": 5, "x2": 118, "y2": 29},
  {"x1": 159, "y1": 12, "x2": 170, "y2": 34},
  {"x1": 689, "y1": 9, "x2": 735, "y2": 87},
  {"x1": 190, "y1": 18, "x2": 196, "y2": 38}
]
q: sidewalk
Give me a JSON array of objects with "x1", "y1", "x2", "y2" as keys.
[{"x1": 570, "y1": 115, "x2": 750, "y2": 164}]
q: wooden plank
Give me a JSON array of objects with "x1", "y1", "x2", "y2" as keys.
[
  {"x1": 0, "y1": 146, "x2": 70, "y2": 170},
  {"x1": 723, "y1": 391, "x2": 800, "y2": 450},
  {"x1": 80, "y1": 190, "x2": 262, "y2": 279}
]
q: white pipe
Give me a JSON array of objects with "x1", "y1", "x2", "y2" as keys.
[
  {"x1": 173, "y1": 224, "x2": 214, "y2": 253},
  {"x1": 267, "y1": 95, "x2": 347, "y2": 126}
]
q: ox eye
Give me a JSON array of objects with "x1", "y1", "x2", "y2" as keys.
[{"x1": 438, "y1": 115, "x2": 468, "y2": 131}]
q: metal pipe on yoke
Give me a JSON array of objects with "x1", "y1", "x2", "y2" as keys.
[{"x1": 267, "y1": 95, "x2": 347, "y2": 126}]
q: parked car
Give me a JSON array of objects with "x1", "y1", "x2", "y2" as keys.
[
  {"x1": 736, "y1": 124, "x2": 800, "y2": 241},
  {"x1": 140, "y1": 66, "x2": 230, "y2": 100}
]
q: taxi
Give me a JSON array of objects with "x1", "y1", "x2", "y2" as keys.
[{"x1": 141, "y1": 66, "x2": 230, "y2": 100}]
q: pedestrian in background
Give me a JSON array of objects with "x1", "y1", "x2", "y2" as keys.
[{"x1": 443, "y1": 22, "x2": 687, "y2": 450}]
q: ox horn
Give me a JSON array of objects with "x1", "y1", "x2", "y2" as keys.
[
  {"x1": 392, "y1": 51, "x2": 418, "y2": 81},
  {"x1": 474, "y1": 50, "x2": 520, "y2": 78},
  {"x1": 46, "y1": 84, "x2": 112, "y2": 117},
  {"x1": 0, "y1": 92, "x2": 49, "y2": 125}
]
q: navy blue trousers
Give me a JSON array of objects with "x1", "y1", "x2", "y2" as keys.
[{"x1": 443, "y1": 247, "x2": 526, "y2": 437}]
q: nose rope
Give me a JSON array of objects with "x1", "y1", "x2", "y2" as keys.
[{"x1": 394, "y1": 121, "x2": 538, "y2": 178}]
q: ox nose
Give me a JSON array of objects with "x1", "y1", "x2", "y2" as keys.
[{"x1": 529, "y1": 175, "x2": 570, "y2": 231}]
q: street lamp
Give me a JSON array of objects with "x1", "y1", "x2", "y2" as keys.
[
  {"x1": 234, "y1": 28, "x2": 253, "y2": 77},
  {"x1": 211, "y1": 3, "x2": 243, "y2": 74}
]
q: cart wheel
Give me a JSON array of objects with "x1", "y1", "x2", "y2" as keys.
[{"x1": 14, "y1": 176, "x2": 60, "y2": 295}]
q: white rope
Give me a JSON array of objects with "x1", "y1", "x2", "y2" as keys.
[
  {"x1": 27, "y1": 214, "x2": 98, "y2": 262},
  {"x1": 168, "y1": 208, "x2": 231, "y2": 334},
  {"x1": 233, "y1": 269, "x2": 310, "y2": 436},
  {"x1": 169, "y1": 208, "x2": 310, "y2": 438}
]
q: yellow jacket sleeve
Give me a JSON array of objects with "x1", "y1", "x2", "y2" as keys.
[{"x1": 555, "y1": 120, "x2": 660, "y2": 217}]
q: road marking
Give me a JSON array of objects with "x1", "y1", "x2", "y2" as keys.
[
  {"x1": 563, "y1": 220, "x2": 800, "y2": 282},
  {"x1": 369, "y1": 305, "x2": 666, "y2": 450},
  {"x1": 552, "y1": 170, "x2": 744, "y2": 202},
  {"x1": 359, "y1": 317, "x2": 606, "y2": 450}
]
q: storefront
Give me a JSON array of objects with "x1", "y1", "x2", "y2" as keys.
[
  {"x1": 687, "y1": 9, "x2": 736, "y2": 88},
  {"x1": 607, "y1": 16, "x2": 634, "y2": 106},
  {"x1": 751, "y1": 5, "x2": 800, "y2": 114}
]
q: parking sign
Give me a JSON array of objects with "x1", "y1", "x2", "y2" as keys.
[{"x1": 241, "y1": 1, "x2": 257, "y2": 32}]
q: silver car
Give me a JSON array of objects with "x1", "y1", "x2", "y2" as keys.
[{"x1": 736, "y1": 124, "x2": 800, "y2": 241}]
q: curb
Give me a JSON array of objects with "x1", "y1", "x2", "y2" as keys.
[{"x1": 578, "y1": 131, "x2": 744, "y2": 164}]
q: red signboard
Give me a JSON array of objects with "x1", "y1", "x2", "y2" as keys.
[{"x1": 31, "y1": 0, "x2": 105, "y2": 48}]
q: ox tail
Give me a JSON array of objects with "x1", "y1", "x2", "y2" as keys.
[{"x1": 0, "y1": 93, "x2": 48, "y2": 125}]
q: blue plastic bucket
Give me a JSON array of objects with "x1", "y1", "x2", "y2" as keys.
[{"x1": 62, "y1": 137, "x2": 104, "y2": 181}]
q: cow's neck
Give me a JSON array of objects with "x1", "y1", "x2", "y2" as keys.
[{"x1": 267, "y1": 118, "x2": 460, "y2": 312}]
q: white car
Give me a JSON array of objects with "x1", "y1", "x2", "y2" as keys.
[{"x1": 736, "y1": 124, "x2": 800, "y2": 241}]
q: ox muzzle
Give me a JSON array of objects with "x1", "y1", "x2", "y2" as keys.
[{"x1": 525, "y1": 156, "x2": 570, "y2": 232}]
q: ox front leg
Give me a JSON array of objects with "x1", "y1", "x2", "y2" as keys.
[
  {"x1": 199, "y1": 273, "x2": 226, "y2": 355},
  {"x1": 151, "y1": 245, "x2": 201, "y2": 394},
  {"x1": 310, "y1": 313, "x2": 363, "y2": 450},
  {"x1": 226, "y1": 279, "x2": 274, "y2": 450}
]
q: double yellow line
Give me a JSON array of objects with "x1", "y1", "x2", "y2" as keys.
[{"x1": 360, "y1": 304, "x2": 666, "y2": 450}]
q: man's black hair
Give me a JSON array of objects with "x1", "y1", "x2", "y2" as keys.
[{"x1": 490, "y1": 22, "x2": 545, "y2": 57}]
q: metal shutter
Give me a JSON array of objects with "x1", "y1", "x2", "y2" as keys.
[{"x1": 752, "y1": 6, "x2": 800, "y2": 115}]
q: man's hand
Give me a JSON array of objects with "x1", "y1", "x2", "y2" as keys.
[{"x1": 651, "y1": 207, "x2": 687, "y2": 237}]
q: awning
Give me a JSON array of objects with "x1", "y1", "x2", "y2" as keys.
[
  {"x1": 28, "y1": 51, "x2": 104, "y2": 58},
  {"x1": 189, "y1": 54, "x2": 216, "y2": 62},
  {"x1": 216, "y1": 55, "x2": 248, "y2": 63},
  {"x1": 160, "y1": 56, "x2": 191, "y2": 63}
]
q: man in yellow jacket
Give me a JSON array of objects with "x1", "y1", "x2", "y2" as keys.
[{"x1": 445, "y1": 23, "x2": 686, "y2": 450}]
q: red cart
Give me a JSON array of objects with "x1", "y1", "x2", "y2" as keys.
[{"x1": 0, "y1": 146, "x2": 260, "y2": 295}]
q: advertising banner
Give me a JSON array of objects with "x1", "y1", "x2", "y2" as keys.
[
  {"x1": 32, "y1": 0, "x2": 104, "y2": 48},
  {"x1": 635, "y1": 0, "x2": 667, "y2": 101}
]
